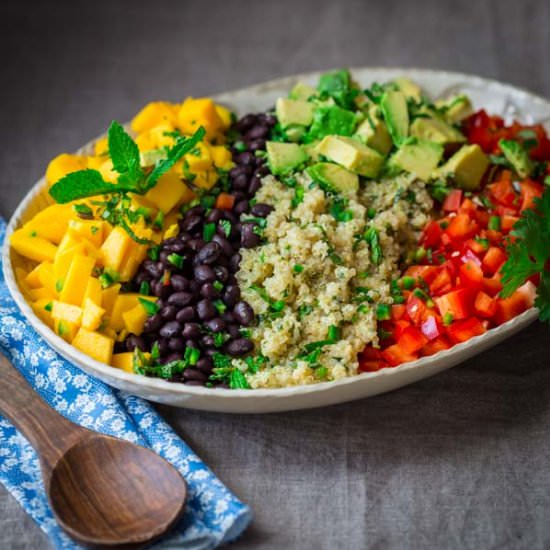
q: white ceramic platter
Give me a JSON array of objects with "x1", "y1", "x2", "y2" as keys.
[{"x1": 3, "y1": 68, "x2": 548, "y2": 413}]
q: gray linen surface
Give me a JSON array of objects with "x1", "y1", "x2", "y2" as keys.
[{"x1": 1, "y1": 0, "x2": 549, "y2": 548}]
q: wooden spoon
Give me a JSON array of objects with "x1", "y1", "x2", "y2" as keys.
[{"x1": 0, "y1": 352, "x2": 187, "y2": 548}]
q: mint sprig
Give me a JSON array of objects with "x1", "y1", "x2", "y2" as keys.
[{"x1": 108, "y1": 121, "x2": 144, "y2": 187}]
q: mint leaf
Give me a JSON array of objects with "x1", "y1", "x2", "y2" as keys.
[
  {"x1": 145, "y1": 126, "x2": 206, "y2": 190},
  {"x1": 108, "y1": 121, "x2": 143, "y2": 187},
  {"x1": 49, "y1": 169, "x2": 135, "y2": 203}
]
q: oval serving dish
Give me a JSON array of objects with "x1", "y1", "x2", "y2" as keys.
[{"x1": 3, "y1": 68, "x2": 547, "y2": 413}]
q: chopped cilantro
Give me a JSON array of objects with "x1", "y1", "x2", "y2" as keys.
[{"x1": 138, "y1": 298, "x2": 160, "y2": 316}]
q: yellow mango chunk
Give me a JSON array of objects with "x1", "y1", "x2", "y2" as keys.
[
  {"x1": 184, "y1": 141, "x2": 213, "y2": 172},
  {"x1": 94, "y1": 136, "x2": 109, "y2": 156},
  {"x1": 163, "y1": 223, "x2": 179, "y2": 240},
  {"x1": 54, "y1": 243, "x2": 86, "y2": 283},
  {"x1": 86, "y1": 155, "x2": 105, "y2": 170},
  {"x1": 131, "y1": 102, "x2": 178, "y2": 134},
  {"x1": 118, "y1": 244, "x2": 148, "y2": 282},
  {"x1": 177, "y1": 97, "x2": 224, "y2": 139},
  {"x1": 31, "y1": 298, "x2": 54, "y2": 329},
  {"x1": 100, "y1": 226, "x2": 132, "y2": 272},
  {"x1": 46, "y1": 154, "x2": 87, "y2": 186},
  {"x1": 24, "y1": 204, "x2": 73, "y2": 244},
  {"x1": 209, "y1": 145, "x2": 234, "y2": 170},
  {"x1": 193, "y1": 169, "x2": 219, "y2": 190},
  {"x1": 109, "y1": 293, "x2": 154, "y2": 332},
  {"x1": 135, "y1": 131, "x2": 156, "y2": 152},
  {"x1": 25, "y1": 264, "x2": 43, "y2": 288},
  {"x1": 72, "y1": 328, "x2": 114, "y2": 364},
  {"x1": 54, "y1": 319, "x2": 79, "y2": 342},
  {"x1": 215, "y1": 104, "x2": 233, "y2": 130},
  {"x1": 101, "y1": 283, "x2": 121, "y2": 316},
  {"x1": 111, "y1": 352, "x2": 135, "y2": 373},
  {"x1": 29, "y1": 287, "x2": 55, "y2": 301},
  {"x1": 83, "y1": 277, "x2": 102, "y2": 306},
  {"x1": 98, "y1": 159, "x2": 118, "y2": 183},
  {"x1": 35, "y1": 263, "x2": 57, "y2": 296},
  {"x1": 51, "y1": 301, "x2": 83, "y2": 325},
  {"x1": 122, "y1": 303, "x2": 149, "y2": 335},
  {"x1": 67, "y1": 220, "x2": 104, "y2": 248},
  {"x1": 81, "y1": 298, "x2": 105, "y2": 331},
  {"x1": 10, "y1": 229, "x2": 57, "y2": 263},
  {"x1": 144, "y1": 170, "x2": 195, "y2": 213},
  {"x1": 59, "y1": 255, "x2": 95, "y2": 305}
]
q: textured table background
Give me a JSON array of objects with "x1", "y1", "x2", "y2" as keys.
[{"x1": 1, "y1": 0, "x2": 550, "y2": 548}]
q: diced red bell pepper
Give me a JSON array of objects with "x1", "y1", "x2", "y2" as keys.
[
  {"x1": 429, "y1": 267, "x2": 454, "y2": 296},
  {"x1": 393, "y1": 319, "x2": 412, "y2": 340},
  {"x1": 442, "y1": 189, "x2": 463, "y2": 212},
  {"x1": 391, "y1": 304, "x2": 407, "y2": 321},
  {"x1": 215, "y1": 192, "x2": 236, "y2": 210},
  {"x1": 494, "y1": 281, "x2": 536, "y2": 324},
  {"x1": 458, "y1": 197, "x2": 477, "y2": 214},
  {"x1": 482, "y1": 247, "x2": 507, "y2": 276},
  {"x1": 500, "y1": 215, "x2": 519, "y2": 232},
  {"x1": 358, "y1": 346, "x2": 389, "y2": 372},
  {"x1": 422, "y1": 220, "x2": 443, "y2": 248},
  {"x1": 403, "y1": 265, "x2": 440, "y2": 285},
  {"x1": 482, "y1": 274, "x2": 503, "y2": 297},
  {"x1": 381, "y1": 344, "x2": 418, "y2": 367},
  {"x1": 406, "y1": 294, "x2": 430, "y2": 326},
  {"x1": 488, "y1": 178, "x2": 517, "y2": 207},
  {"x1": 359, "y1": 360, "x2": 389, "y2": 372},
  {"x1": 445, "y1": 213, "x2": 479, "y2": 241},
  {"x1": 474, "y1": 290, "x2": 497, "y2": 318},
  {"x1": 434, "y1": 288, "x2": 473, "y2": 320},
  {"x1": 421, "y1": 336, "x2": 452, "y2": 356},
  {"x1": 459, "y1": 260, "x2": 484, "y2": 289},
  {"x1": 465, "y1": 238, "x2": 488, "y2": 256},
  {"x1": 446, "y1": 317, "x2": 486, "y2": 343},
  {"x1": 519, "y1": 179, "x2": 544, "y2": 212},
  {"x1": 397, "y1": 325, "x2": 429, "y2": 354}
]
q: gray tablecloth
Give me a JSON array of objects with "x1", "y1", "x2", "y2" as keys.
[{"x1": 1, "y1": 0, "x2": 549, "y2": 548}]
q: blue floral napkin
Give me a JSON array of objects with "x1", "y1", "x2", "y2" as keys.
[{"x1": 0, "y1": 219, "x2": 251, "y2": 549}]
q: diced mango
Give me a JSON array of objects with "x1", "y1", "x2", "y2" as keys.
[
  {"x1": 36, "y1": 263, "x2": 58, "y2": 296},
  {"x1": 101, "y1": 283, "x2": 121, "y2": 316},
  {"x1": 131, "y1": 102, "x2": 178, "y2": 134},
  {"x1": 122, "y1": 303, "x2": 149, "y2": 335},
  {"x1": 29, "y1": 287, "x2": 55, "y2": 301},
  {"x1": 24, "y1": 204, "x2": 73, "y2": 244},
  {"x1": 111, "y1": 352, "x2": 135, "y2": 373},
  {"x1": 177, "y1": 97, "x2": 224, "y2": 139},
  {"x1": 54, "y1": 243, "x2": 86, "y2": 282},
  {"x1": 184, "y1": 141, "x2": 212, "y2": 172},
  {"x1": 31, "y1": 298, "x2": 54, "y2": 329},
  {"x1": 86, "y1": 155, "x2": 105, "y2": 170},
  {"x1": 209, "y1": 145, "x2": 234, "y2": 170},
  {"x1": 98, "y1": 159, "x2": 118, "y2": 183},
  {"x1": 59, "y1": 255, "x2": 95, "y2": 305},
  {"x1": 135, "y1": 131, "x2": 157, "y2": 152},
  {"x1": 54, "y1": 319, "x2": 79, "y2": 342},
  {"x1": 163, "y1": 223, "x2": 179, "y2": 240},
  {"x1": 144, "y1": 170, "x2": 195, "y2": 213},
  {"x1": 83, "y1": 277, "x2": 102, "y2": 306},
  {"x1": 51, "y1": 301, "x2": 83, "y2": 325},
  {"x1": 94, "y1": 136, "x2": 109, "y2": 156},
  {"x1": 46, "y1": 154, "x2": 87, "y2": 186},
  {"x1": 215, "y1": 104, "x2": 233, "y2": 130},
  {"x1": 148, "y1": 122, "x2": 177, "y2": 149},
  {"x1": 10, "y1": 229, "x2": 57, "y2": 263},
  {"x1": 72, "y1": 328, "x2": 114, "y2": 364},
  {"x1": 100, "y1": 226, "x2": 132, "y2": 271},
  {"x1": 193, "y1": 169, "x2": 219, "y2": 190},
  {"x1": 25, "y1": 264, "x2": 43, "y2": 288},
  {"x1": 108, "y1": 293, "x2": 154, "y2": 332},
  {"x1": 81, "y1": 298, "x2": 105, "y2": 331},
  {"x1": 67, "y1": 220, "x2": 104, "y2": 248},
  {"x1": 118, "y1": 244, "x2": 148, "y2": 282}
]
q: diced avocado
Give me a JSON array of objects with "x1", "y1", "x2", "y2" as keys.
[
  {"x1": 315, "y1": 135, "x2": 384, "y2": 178},
  {"x1": 275, "y1": 98, "x2": 314, "y2": 128},
  {"x1": 393, "y1": 77, "x2": 423, "y2": 103},
  {"x1": 289, "y1": 81, "x2": 317, "y2": 101},
  {"x1": 388, "y1": 138, "x2": 444, "y2": 180},
  {"x1": 266, "y1": 141, "x2": 308, "y2": 176},
  {"x1": 437, "y1": 144, "x2": 489, "y2": 190},
  {"x1": 307, "y1": 105, "x2": 357, "y2": 141},
  {"x1": 306, "y1": 162, "x2": 359, "y2": 195},
  {"x1": 317, "y1": 69, "x2": 355, "y2": 109},
  {"x1": 285, "y1": 125, "x2": 307, "y2": 143},
  {"x1": 410, "y1": 116, "x2": 466, "y2": 144},
  {"x1": 354, "y1": 106, "x2": 393, "y2": 155},
  {"x1": 498, "y1": 138, "x2": 533, "y2": 178},
  {"x1": 435, "y1": 94, "x2": 473, "y2": 124},
  {"x1": 380, "y1": 90, "x2": 409, "y2": 146}
]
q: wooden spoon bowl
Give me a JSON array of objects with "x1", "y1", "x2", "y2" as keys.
[{"x1": 0, "y1": 353, "x2": 187, "y2": 548}]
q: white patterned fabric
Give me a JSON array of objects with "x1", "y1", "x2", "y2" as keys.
[{"x1": 0, "y1": 219, "x2": 251, "y2": 549}]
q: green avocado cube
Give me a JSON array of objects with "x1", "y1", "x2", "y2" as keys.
[
  {"x1": 388, "y1": 138, "x2": 444, "y2": 180},
  {"x1": 275, "y1": 98, "x2": 314, "y2": 128},
  {"x1": 289, "y1": 81, "x2": 317, "y2": 101},
  {"x1": 354, "y1": 106, "x2": 393, "y2": 155},
  {"x1": 435, "y1": 94, "x2": 473, "y2": 124},
  {"x1": 266, "y1": 141, "x2": 308, "y2": 176},
  {"x1": 306, "y1": 162, "x2": 359, "y2": 195},
  {"x1": 392, "y1": 77, "x2": 423, "y2": 103},
  {"x1": 315, "y1": 135, "x2": 384, "y2": 178},
  {"x1": 307, "y1": 105, "x2": 357, "y2": 141},
  {"x1": 410, "y1": 116, "x2": 466, "y2": 144},
  {"x1": 437, "y1": 144, "x2": 489, "y2": 190},
  {"x1": 380, "y1": 89, "x2": 409, "y2": 146},
  {"x1": 498, "y1": 138, "x2": 533, "y2": 178}
]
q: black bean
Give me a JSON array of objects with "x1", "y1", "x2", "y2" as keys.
[
  {"x1": 201, "y1": 334, "x2": 216, "y2": 348},
  {"x1": 201, "y1": 282, "x2": 220, "y2": 299},
  {"x1": 230, "y1": 165, "x2": 252, "y2": 180},
  {"x1": 182, "y1": 323, "x2": 201, "y2": 340},
  {"x1": 206, "y1": 208, "x2": 224, "y2": 223},
  {"x1": 232, "y1": 172, "x2": 249, "y2": 190},
  {"x1": 196, "y1": 357, "x2": 213, "y2": 374},
  {"x1": 185, "y1": 380, "x2": 205, "y2": 386},
  {"x1": 241, "y1": 223, "x2": 261, "y2": 248},
  {"x1": 196, "y1": 242, "x2": 221, "y2": 265},
  {"x1": 188, "y1": 280, "x2": 200, "y2": 294},
  {"x1": 212, "y1": 234, "x2": 233, "y2": 257},
  {"x1": 229, "y1": 253, "x2": 242, "y2": 273},
  {"x1": 161, "y1": 351, "x2": 184, "y2": 364},
  {"x1": 183, "y1": 368, "x2": 208, "y2": 383},
  {"x1": 180, "y1": 215, "x2": 202, "y2": 233},
  {"x1": 235, "y1": 114, "x2": 257, "y2": 133},
  {"x1": 227, "y1": 324, "x2": 241, "y2": 339},
  {"x1": 143, "y1": 313, "x2": 163, "y2": 333},
  {"x1": 223, "y1": 210, "x2": 238, "y2": 224},
  {"x1": 157, "y1": 338, "x2": 170, "y2": 356},
  {"x1": 248, "y1": 139, "x2": 266, "y2": 152},
  {"x1": 164, "y1": 240, "x2": 186, "y2": 253},
  {"x1": 152, "y1": 280, "x2": 170, "y2": 299},
  {"x1": 203, "y1": 348, "x2": 218, "y2": 357},
  {"x1": 226, "y1": 338, "x2": 254, "y2": 356},
  {"x1": 246, "y1": 125, "x2": 269, "y2": 140},
  {"x1": 176, "y1": 306, "x2": 195, "y2": 323},
  {"x1": 194, "y1": 264, "x2": 216, "y2": 284},
  {"x1": 248, "y1": 176, "x2": 262, "y2": 196},
  {"x1": 185, "y1": 339, "x2": 199, "y2": 349},
  {"x1": 211, "y1": 269, "x2": 227, "y2": 287},
  {"x1": 168, "y1": 337, "x2": 185, "y2": 351},
  {"x1": 233, "y1": 301, "x2": 254, "y2": 326},
  {"x1": 135, "y1": 272, "x2": 151, "y2": 286},
  {"x1": 251, "y1": 203, "x2": 273, "y2": 217},
  {"x1": 144, "y1": 261, "x2": 163, "y2": 279},
  {"x1": 159, "y1": 321, "x2": 181, "y2": 339},
  {"x1": 160, "y1": 305, "x2": 177, "y2": 321},
  {"x1": 222, "y1": 311, "x2": 235, "y2": 324},
  {"x1": 255, "y1": 165, "x2": 270, "y2": 177},
  {"x1": 236, "y1": 152, "x2": 255, "y2": 166},
  {"x1": 125, "y1": 335, "x2": 147, "y2": 352},
  {"x1": 206, "y1": 317, "x2": 226, "y2": 333},
  {"x1": 170, "y1": 274, "x2": 189, "y2": 292},
  {"x1": 197, "y1": 299, "x2": 216, "y2": 321},
  {"x1": 185, "y1": 205, "x2": 205, "y2": 217},
  {"x1": 187, "y1": 238, "x2": 205, "y2": 251},
  {"x1": 223, "y1": 285, "x2": 241, "y2": 308},
  {"x1": 234, "y1": 200, "x2": 249, "y2": 216},
  {"x1": 167, "y1": 292, "x2": 194, "y2": 308},
  {"x1": 178, "y1": 231, "x2": 192, "y2": 242}
]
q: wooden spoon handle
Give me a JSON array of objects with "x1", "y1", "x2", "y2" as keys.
[{"x1": 0, "y1": 352, "x2": 85, "y2": 469}]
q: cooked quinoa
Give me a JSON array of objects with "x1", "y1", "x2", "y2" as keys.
[{"x1": 236, "y1": 172, "x2": 433, "y2": 388}]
